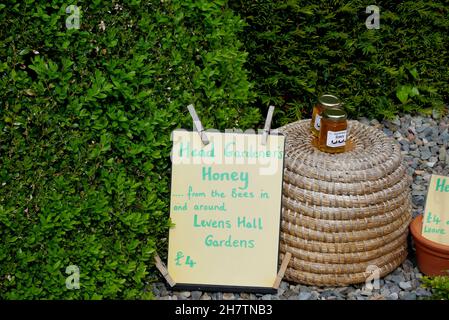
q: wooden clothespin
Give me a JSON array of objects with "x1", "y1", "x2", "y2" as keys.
[
  {"x1": 262, "y1": 105, "x2": 275, "y2": 145},
  {"x1": 154, "y1": 253, "x2": 176, "y2": 287},
  {"x1": 273, "y1": 252, "x2": 291, "y2": 289},
  {"x1": 187, "y1": 104, "x2": 209, "y2": 146}
]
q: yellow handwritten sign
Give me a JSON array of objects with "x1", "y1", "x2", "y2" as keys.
[
  {"x1": 422, "y1": 174, "x2": 449, "y2": 245},
  {"x1": 167, "y1": 130, "x2": 285, "y2": 291}
]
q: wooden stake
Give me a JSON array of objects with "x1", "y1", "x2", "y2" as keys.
[
  {"x1": 262, "y1": 105, "x2": 275, "y2": 145},
  {"x1": 154, "y1": 253, "x2": 176, "y2": 287},
  {"x1": 187, "y1": 104, "x2": 209, "y2": 146},
  {"x1": 273, "y1": 252, "x2": 291, "y2": 289}
]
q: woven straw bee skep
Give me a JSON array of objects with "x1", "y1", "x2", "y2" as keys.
[{"x1": 278, "y1": 120, "x2": 412, "y2": 287}]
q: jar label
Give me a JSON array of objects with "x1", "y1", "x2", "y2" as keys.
[
  {"x1": 326, "y1": 130, "x2": 347, "y2": 147},
  {"x1": 314, "y1": 114, "x2": 321, "y2": 130}
]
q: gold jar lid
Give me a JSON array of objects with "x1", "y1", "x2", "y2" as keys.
[
  {"x1": 322, "y1": 108, "x2": 347, "y2": 121},
  {"x1": 318, "y1": 94, "x2": 342, "y2": 107}
]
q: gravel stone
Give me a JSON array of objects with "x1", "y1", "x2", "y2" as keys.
[
  {"x1": 399, "y1": 281, "x2": 413, "y2": 290},
  {"x1": 298, "y1": 292, "x2": 312, "y2": 300},
  {"x1": 389, "y1": 275, "x2": 405, "y2": 284},
  {"x1": 402, "y1": 260, "x2": 414, "y2": 273},
  {"x1": 439, "y1": 129, "x2": 449, "y2": 142},
  {"x1": 283, "y1": 289, "x2": 296, "y2": 298},
  {"x1": 200, "y1": 293, "x2": 212, "y2": 300},
  {"x1": 222, "y1": 293, "x2": 235, "y2": 300},
  {"x1": 380, "y1": 287, "x2": 390, "y2": 297},
  {"x1": 399, "y1": 140, "x2": 410, "y2": 151},
  {"x1": 387, "y1": 283, "x2": 401, "y2": 294},
  {"x1": 387, "y1": 292, "x2": 399, "y2": 300},
  {"x1": 421, "y1": 127, "x2": 434, "y2": 139},
  {"x1": 291, "y1": 285, "x2": 301, "y2": 294},
  {"x1": 415, "y1": 288, "x2": 432, "y2": 297},
  {"x1": 412, "y1": 196, "x2": 425, "y2": 206},
  {"x1": 280, "y1": 281, "x2": 289, "y2": 291},
  {"x1": 409, "y1": 150, "x2": 420, "y2": 158},
  {"x1": 240, "y1": 293, "x2": 250, "y2": 300},
  {"x1": 360, "y1": 289, "x2": 373, "y2": 296},
  {"x1": 152, "y1": 284, "x2": 160, "y2": 296},
  {"x1": 213, "y1": 293, "x2": 223, "y2": 300},
  {"x1": 420, "y1": 147, "x2": 432, "y2": 160},
  {"x1": 310, "y1": 291, "x2": 320, "y2": 300},
  {"x1": 391, "y1": 116, "x2": 402, "y2": 126},
  {"x1": 383, "y1": 128, "x2": 393, "y2": 136},
  {"x1": 191, "y1": 291, "x2": 202, "y2": 300},
  {"x1": 335, "y1": 287, "x2": 352, "y2": 295},
  {"x1": 439, "y1": 147, "x2": 447, "y2": 161},
  {"x1": 399, "y1": 292, "x2": 417, "y2": 300},
  {"x1": 159, "y1": 285, "x2": 168, "y2": 297},
  {"x1": 427, "y1": 160, "x2": 437, "y2": 168}
]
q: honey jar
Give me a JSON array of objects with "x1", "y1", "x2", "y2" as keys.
[
  {"x1": 310, "y1": 94, "x2": 342, "y2": 137},
  {"x1": 318, "y1": 108, "x2": 348, "y2": 153}
]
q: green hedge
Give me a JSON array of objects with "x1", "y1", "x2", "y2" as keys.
[
  {"x1": 231, "y1": 0, "x2": 449, "y2": 125},
  {"x1": 0, "y1": 0, "x2": 260, "y2": 299}
]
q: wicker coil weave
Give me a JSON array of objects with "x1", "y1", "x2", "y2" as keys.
[{"x1": 278, "y1": 120, "x2": 412, "y2": 286}]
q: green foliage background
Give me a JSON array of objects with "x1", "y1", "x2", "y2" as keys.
[
  {"x1": 0, "y1": 0, "x2": 259, "y2": 299},
  {"x1": 230, "y1": 0, "x2": 449, "y2": 125}
]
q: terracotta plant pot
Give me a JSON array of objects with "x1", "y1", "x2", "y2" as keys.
[{"x1": 410, "y1": 215, "x2": 449, "y2": 276}]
